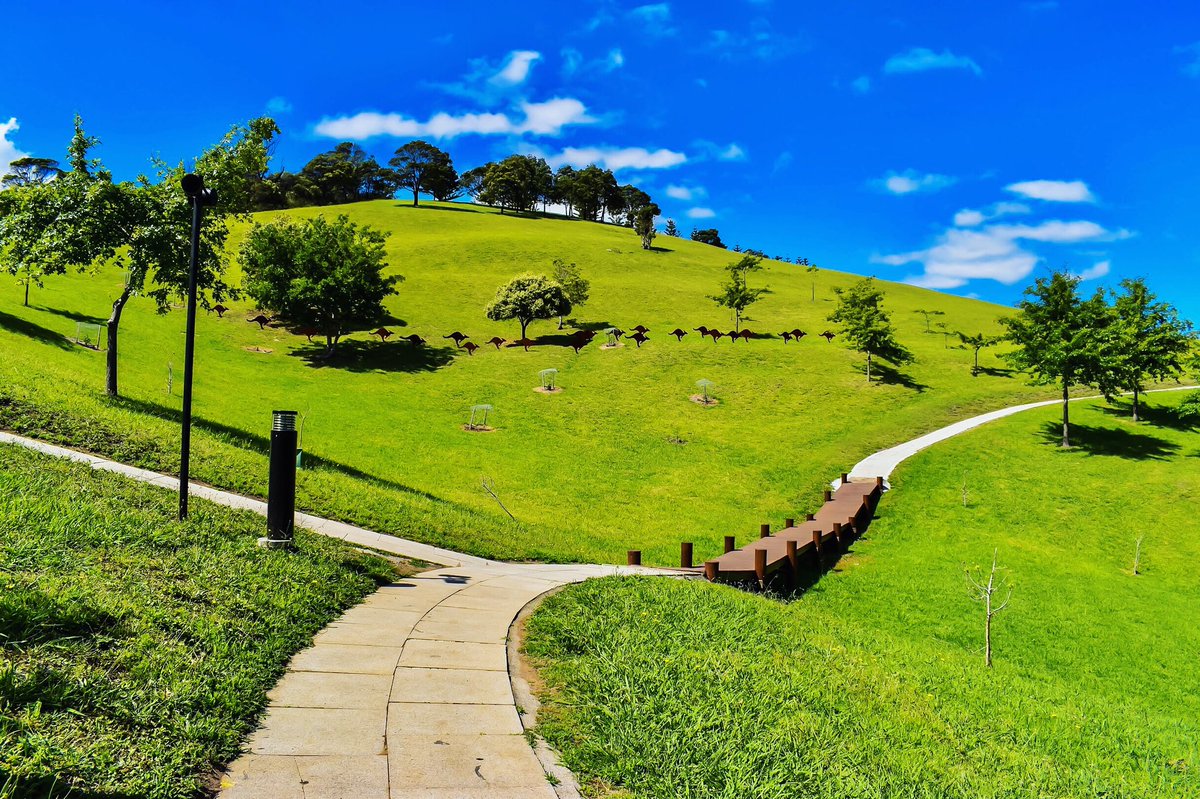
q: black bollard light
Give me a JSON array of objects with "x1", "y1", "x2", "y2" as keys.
[
  {"x1": 261, "y1": 410, "x2": 298, "y2": 549},
  {"x1": 178, "y1": 173, "x2": 218, "y2": 520}
]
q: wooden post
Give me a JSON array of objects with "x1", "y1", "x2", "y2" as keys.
[
  {"x1": 823, "y1": 489, "x2": 832, "y2": 503},
  {"x1": 760, "y1": 523, "x2": 771, "y2": 538},
  {"x1": 806, "y1": 513, "x2": 816, "y2": 522},
  {"x1": 754, "y1": 548, "x2": 767, "y2": 588},
  {"x1": 627, "y1": 550, "x2": 641, "y2": 566},
  {"x1": 841, "y1": 472, "x2": 849, "y2": 485},
  {"x1": 832, "y1": 522, "x2": 843, "y2": 550},
  {"x1": 785, "y1": 517, "x2": 795, "y2": 528},
  {"x1": 786, "y1": 539, "x2": 799, "y2": 587},
  {"x1": 680, "y1": 541, "x2": 693, "y2": 569},
  {"x1": 876, "y1": 476, "x2": 884, "y2": 488},
  {"x1": 724, "y1": 535, "x2": 736, "y2": 553},
  {"x1": 704, "y1": 560, "x2": 719, "y2": 581},
  {"x1": 812, "y1": 529, "x2": 823, "y2": 563}
]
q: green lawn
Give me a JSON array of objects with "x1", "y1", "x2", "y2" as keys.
[
  {"x1": 0, "y1": 200, "x2": 1051, "y2": 564},
  {"x1": 0, "y1": 445, "x2": 404, "y2": 799},
  {"x1": 523, "y1": 393, "x2": 1200, "y2": 798}
]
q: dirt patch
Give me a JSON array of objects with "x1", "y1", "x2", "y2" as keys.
[
  {"x1": 689, "y1": 394, "x2": 719, "y2": 407},
  {"x1": 600, "y1": 342, "x2": 624, "y2": 350},
  {"x1": 533, "y1": 386, "x2": 563, "y2": 394},
  {"x1": 462, "y1": 424, "x2": 497, "y2": 433},
  {"x1": 243, "y1": 346, "x2": 273, "y2": 354}
]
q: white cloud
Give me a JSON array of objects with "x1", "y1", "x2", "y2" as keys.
[
  {"x1": 561, "y1": 47, "x2": 584, "y2": 76},
  {"x1": 852, "y1": 75, "x2": 871, "y2": 94},
  {"x1": 1074, "y1": 260, "x2": 1111, "y2": 281},
  {"x1": 492, "y1": 50, "x2": 541, "y2": 86},
  {"x1": 545, "y1": 145, "x2": 687, "y2": 171},
  {"x1": 562, "y1": 47, "x2": 624, "y2": 77},
  {"x1": 707, "y1": 22, "x2": 807, "y2": 61},
  {"x1": 608, "y1": 48, "x2": 625, "y2": 69},
  {"x1": 720, "y1": 143, "x2": 746, "y2": 161},
  {"x1": 666, "y1": 185, "x2": 693, "y2": 200},
  {"x1": 884, "y1": 47, "x2": 982, "y2": 76},
  {"x1": 630, "y1": 3, "x2": 670, "y2": 22},
  {"x1": 954, "y1": 201, "x2": 1030, "y2": 227},
  {"x1": 1006, "y1": 179, "x2": 1096, "y2": 203},
  {"x1": 314, "y1": 97, "x2": 594, "y2": 140},
  {"x1": 687, "y1": 207, "x2": 716, "y2": 219},
  {"x1": 877, "y1": 217, "x2": 1129, "y2": 289},
  {"x1": 875, "y1": 169, "x2": 956, "y2": 195},
  {"x1": 0, "y1": 118, "x2": 28, "y2": 176},
  {"x1": 265, "y1": 97, "x2": 293, "y2": 115}
]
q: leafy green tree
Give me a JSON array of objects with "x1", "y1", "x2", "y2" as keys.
[
  {"x1": 551, "y1": 259, "x2": 590, "y2": 328},
  {"x1": 691, "y1": 228, "x2": 726, "y2": 248},
  {"x1": 634, "y1": 203, "x2": 661, "y2": 250},
  {"x1": 1, "y1": 115, "x2": 276, "y2": 396},
  {"x1": 479, "y1": 155, "x2": 550, "y2": 214},
  {"x1": 957, "y1": 332, "x2": 1003, "y2": 376},
  {"x1": 828, "y1": 277, "x2": 914, "y2": 382},
  {"x1": 2, "y1": 156, "x2": 63, "y2": 188},
  {"x1": 1106, "y1": 278, "x2": 1194, "y2": 421},
  {"x1": 299, "y1": 142, "x2": 398, "y2": 205},
  {"x1": 664, "y1": 218, "x2": 679, "y2": 237},
  {"x1": 710, "y1": 254, "x2": 768, "y2": 332},
  {"x1": 914, "y1": 308, "x2": 946, "y2": 332},
  {"x1": 1001, "y1": 272, "x2": 1112, "y2": 447},
  {"x1": 552, "y1": 166, "x2": 577, "y2": 215},
  {"x1": 241, "y1": 215, "x2": 399, "y2": 356},
  {"x1": 485, "y1": 274, "x2": 570, "y2": 339},
  {"x1": 619, "y1": 185, "x2": 652, "y2": 227},
  {"x1": 458, "y1": 165, "x2": 490, "y2": 202},
  {"x1": 389, "y1": 140, "x2": 455, "y2": 206}
]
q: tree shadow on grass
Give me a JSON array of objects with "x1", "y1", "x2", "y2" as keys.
[
  {"x1": 568, "y1": 320, "x2": 614, "y2": 332},
  {"x1": 289, "y1": 340, "x2": 457, "y2": 373},
  {"x1": 31, "y1": 305, "x2": 106, "y2": 325},
  {"x1": 107, "y1": 395, "x2": 458, "y2": 506},
  {"x1": 0, "y1": 309, "x2": 73, "y2": 349},
  {"x1": 1098, "y1": 398, "x2": 1197, "y2": 432},
  {"x1": 867, "y1": 362, "x2": 930, "y2": 393},
  {"x1": 399, "y1": 203, "x2": 481, "y2": 214},
  {"x1": 1039, "y1": 422, "x2": 1181, "y2": 460},
  {"x1": 974, "y1": 365, "x2": 1018, "y2": 379}
]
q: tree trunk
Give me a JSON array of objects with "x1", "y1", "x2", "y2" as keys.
[
  {"x1": 520, "y1": 318, "x2": 530, "y2": 339},
  {"x1": 412, "y1": 188, "x2": 419, "y2": 207},
  {"x1": 558, "y1": 315, "x2": 564, "y2": 329},
  {"x1": 1061, "y1": 382, "x2": 1071, "y2": 448},
  {"x1": 867, "y1": 351, "x2": 872, "y2": 382},
  {"x1": 984, "y1": 605, "x2": 993, "y2": 668},
  {"x1": 23, "y1": 280, "x2": 30, "y2": 307},
  {"x1": 105, "y1": 284, "x2": 134, "y2": 397},
  {"x1": 1132, "y1": 387, "x2": 1140, "y2": 422},
  {"x1": 973, "y1": 348, "x2": 980, "y2": 377}
]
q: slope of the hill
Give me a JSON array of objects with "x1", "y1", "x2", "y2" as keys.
[
  {"x1": 0, "y1": 200, "x2": 1050, "y2": 563},
  {"x1": 524, "y1": 394, "x2": 1200, "y2": 797}
]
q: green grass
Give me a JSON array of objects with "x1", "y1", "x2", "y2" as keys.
[
  {"x1": 0, "y1": 445, "x2": 404, "y2": 798},
  {"x1": 523, "y1": 393, "x2": 1200, "y2": 798},
  {"x1": 1, "y1": 200, "x2": 1052, "y2": 563}
]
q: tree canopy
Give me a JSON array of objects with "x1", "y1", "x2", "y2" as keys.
[
  {"x1": 389, "y1": 140, "x2": 457, "y2": 206},
  {"x1": 241, "y1": 215, "x2": 399, "y2": 355},
  {"x1": 551, "y1": 259, "x2": 590, "y2": 328},
  {"x1": 1001, "y1": 271, "x2": 1111, "y2": 447},
  {"x1": 828, "y1": 277, "x2": 913, "y2": 382},
  {"x1": 1105, "y1": 277, "x2": 1194, "y2": 420},
  {"x1": 485, "y1": 274, "x2": 571, "y2": 339},
  {"x1": 710, "y1": 254, "x2": 768, "y2": 332},
  {"x1": 633, "y1": 203, "x2": 661, "y2": 250},
  {"x1": 2, "y1": 156, "x2": 63, "y2": 188},
  {"x1": 691, "y1": 228, "x2": 726, "y2": 248}
]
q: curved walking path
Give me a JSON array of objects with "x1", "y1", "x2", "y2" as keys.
[{"x1": 2, "y1": 384, "x2": 1195, "y2": 797}]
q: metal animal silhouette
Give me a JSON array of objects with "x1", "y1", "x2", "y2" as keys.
[
  {"x1": 371, "y1": 328, "x2": 392, "y2": 342},
  {"x1": 403, "y1": 334, "x2": 426, "y2": 345},
  {"x1": 444, "y1": 332, "x2": 470, "y2": 347},
  {"x1": 670, "y1": 328, "x2": 688, "y2": 340},
  {"x1": 486, "y1": 336, "x2": 507, "y2": 349},
  {"x1": 630, "y1": 331, "x2": 649, "y2": 347},
  {"x1": 706, "y1": 329, "x2": 724, "y2": 342},
  {"x1": 693, "y1": 326, "x2": 711, "y2": 336},
  {"x1": 791, "y1": 329, "x2": 807, "y2": 340},
  {"x1": 631, "y1": 325, "x2": 650, "y2": 334},
  {"x1": 211, "y1": 304, "x2": 228, "y2": 318},
  {"x1": 820, "y1": 330, "x2": 836, "y2": 342},
  {"x1": 463, "y1": 341, "x2": 480, "y2": 355},
  {"x1": 296, "y1": 326, "x2": 320, "y2": 342},
  {"x1": 248, "y1": 314, "x2": 270, "y2": 329},
  {"x1": 513, "y1": 337, "x2": 535, "y2": 351}
]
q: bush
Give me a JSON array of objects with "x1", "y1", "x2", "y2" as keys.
[{"x1": 1176, "y1": 390, "x2": 1200, "y2": 422}]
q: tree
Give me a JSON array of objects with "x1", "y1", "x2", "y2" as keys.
[
  {"x1": 957, "y1": 332, "x2": 1003, "y2": 376},
  {"x1": 0, "y1": 182, "x2": 60, "y2": 306},
  {"x1": 664, "y1": 218, "x2": 679, "y2": 237},
  {"x1": 551, "y1": 259, "x2": 590, "y2": 328},
  {"x1": 4, "y1": 115, "x2": 278, "y2": 396},
  {"x1": 710, "y1": 255, "x2": 768, "y2": 332},
  {"x1": 479, "y1": 155, "x2": 549, "y2": 214},
  {"x1": 2, "y1": 156, "x2": 63, "y2": 188},
  {"x1": 691, "y1": 228, "x2": 726, "y2": 248},
  {"x1": 299, "y1": 142, "x2": 398, "y2": 205},
  {"x1": 914, "y1": 308, "x2": 946, "y2": 332},
  {"x1": 389, "y1": 140, "x2": 455, "y2": 206},
  {"x1": 633, "y1": 203, "x2": 661, "y2": 250},
  {"x1": 458, "y1": 165, "x2": 490, "y2": 202},
  {"x1": 965, "y1": 550, "x2": 1012, "y2": 669},
  {"x1": 485, "y1": 274, "x2": 570, "y2": 339},
  {"x1": 828, "y1": 277, "x2": 914, "y2": 382},
  {"x1": 1001, "y1": 272, "x2": 1111, "y2": 447},
  {"x1": 619, "y1": 185, "x2": 652, "y2": 227},
  {"x1": 241, "y1": 215, "x2": 399, "y2": 356},
  {"x1": 552, "y1": 166, "x2": 577, "y2": 216},
  {"x1": 1106, "y1": 278, "x2": 1194, "y2": 421}
]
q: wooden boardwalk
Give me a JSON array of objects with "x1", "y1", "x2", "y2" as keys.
[{"x1": 703, "y1": 476, "x2": 884, "y2": 588}]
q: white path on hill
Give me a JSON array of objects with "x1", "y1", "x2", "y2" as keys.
[{"x1": 847, "y1": 385, "x2": 1197, "y2": 488}]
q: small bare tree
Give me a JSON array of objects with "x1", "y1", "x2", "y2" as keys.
[
  {"x1": 1132, "y1": 535, "x2": 1144, "y2": 576},
  {"x1": 965, "y1": 549, "x2": 1012, "y2": 668}
]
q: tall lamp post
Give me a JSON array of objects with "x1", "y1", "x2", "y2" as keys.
[{"x1": 179, "y1": 173, "x2": 218, "y2": 520}]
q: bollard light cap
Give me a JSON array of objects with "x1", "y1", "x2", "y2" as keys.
[{"x1": 272, "y1": 410, "x2": 298, "y2": 431}]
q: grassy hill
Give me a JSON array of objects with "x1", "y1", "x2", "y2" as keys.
[
  {"x1": 0, "y1": 200, "x2": 1051, "y2": 563},
  {"x1": 524, "y1": 393, "x2": 1200, "y2": 797}
]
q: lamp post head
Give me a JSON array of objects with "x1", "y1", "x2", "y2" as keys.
[{"x1": 181, "y1": 173, "x2": 218, "y2": 207}]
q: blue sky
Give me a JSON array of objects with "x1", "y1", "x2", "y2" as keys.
[{"x1": 3, "y1": 1, "x2": 1199, "y2": 319}]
